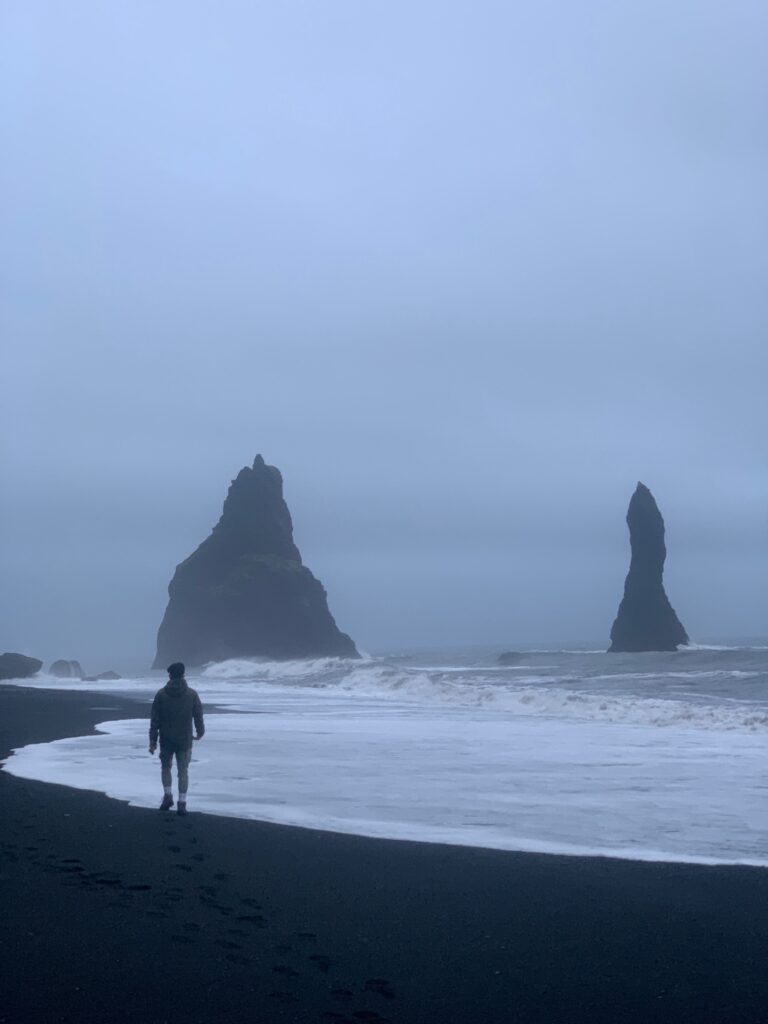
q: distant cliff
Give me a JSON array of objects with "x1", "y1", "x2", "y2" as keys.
[
  {"x1": 609, "y1": 483, "x2": 688, "y2": 652},
  {"x1": 153, "y1": 456, "x2": 359, "y2": 668}
]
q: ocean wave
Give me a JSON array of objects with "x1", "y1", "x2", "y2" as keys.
[
  {"x1": 589, "y1": 670, "x2": 762, "y2": 682},
  {"x1": 3, "y1": 651, "x2": 766, "y2": 734},
  {"x1": 499, "y1": 688, "x2": 768, "y2": 731},
  {"x1": 320, "y1": 663, "x2": 768, "y2": 731},
  {"x1": 681, "y1": 643, "x2": 768, "y2": 652},
  {"x1": 518, "y1": 649, "x2": 607, "y2": 655},
  {"x1": 0, "y1": 672, "x2": 159, "y2": 694},
  {"x1": 200, "y1": 656, "x2": 362, "y2": 681}
]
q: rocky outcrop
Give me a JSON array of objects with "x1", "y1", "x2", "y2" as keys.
[
  {"x1": 0, "y1": 653, "x2": 42, "y2": 680},
  {"x1": 153, "y1": 455, "x2": 359, "y2": 668},
  {"x1": 50, "y1": 660, "x2": 85, "y2": 679},
  {"x1": 609, "y1": 483, "x2": 688, "y2": 652},
  {"x1": 83, "y1": 671, "x2": 122, "y2": 682}
]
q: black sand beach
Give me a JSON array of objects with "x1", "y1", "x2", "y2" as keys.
[{"x1": 2, "y1": 687, "x2": 768, "y2": 1024}]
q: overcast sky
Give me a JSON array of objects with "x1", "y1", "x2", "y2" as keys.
[{"x1": 2, "y1": 1, "x2": 766, "y2": 667}]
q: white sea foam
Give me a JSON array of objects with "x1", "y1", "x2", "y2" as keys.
[
  {"x1": 200, "y1": 656, "x2": 357, "y2": 681},
  {"x1": 681, "y1": 643, "x2": 768, "y2": 652},
  {"x1": 321, "y1": 665, "x2": 768, "y2": 730},
  {"x1": 3, "y1": 645, "x2": 766, "y2": 866},
  {"x1": 3, "y1": 656, "x2": 767, "y2": 731},
  {"x1": 4, "y1": 700, "x2": 768, "y2": 867}
]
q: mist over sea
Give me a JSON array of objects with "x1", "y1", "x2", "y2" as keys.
[{"x1": 4, "y1": 640, "x2": 767, "y2": 867}]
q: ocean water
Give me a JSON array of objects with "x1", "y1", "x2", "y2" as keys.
[{"x1": 3, "y1": 642, "x2": 768, "y2": 866}]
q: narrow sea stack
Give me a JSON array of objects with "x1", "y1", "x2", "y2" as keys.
[
  {"x1": 609, "y1": 483, "x2": 688, "y2": 653},
  {"x1": 153, "y1": 456, "x2": 358, "y2": 668}
]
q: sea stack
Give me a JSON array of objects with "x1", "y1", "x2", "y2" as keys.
[
  {"x1": 0, "y1": 653, "x2": 42, "y2": 680},
  {"x1": 49, "y1": 659, "x2": 85, "y2": 679},
  {"x1": 608, "y1": 483, "x2": 688, "y2": 652},
  {"x1": 153, "y1": 456, "x2": 358, "y2": 668}
]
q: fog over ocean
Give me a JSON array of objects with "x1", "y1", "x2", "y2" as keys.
[
  {"x1": 5, "y1": 640, "x2": 767, "y2": 867},
  {"x1": 3, "y1": 3, "x2": 766, "y2": 666}
]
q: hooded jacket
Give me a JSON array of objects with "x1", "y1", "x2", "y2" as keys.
[{"x1": 149, "y1": 678, "x2": 205, "y2": 750}]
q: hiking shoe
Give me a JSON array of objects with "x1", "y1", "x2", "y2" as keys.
[
  {"x1": 159, "y1": 794, "x2": 174, "y2": 811},
  {"x1": 177, "y1": 803, "x2": 187, "y2": 816}
]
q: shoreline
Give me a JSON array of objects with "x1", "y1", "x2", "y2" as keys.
[
  {"x1": 2, "y1": 686, "x2": 768, "y2": 1023},
  {"x1": 5, "y1": 679, "x2": 765, "y2": 870}
]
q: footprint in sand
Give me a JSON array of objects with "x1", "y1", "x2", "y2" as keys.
[
  {"x1": 269, "y1": 991, "x2": 298, "y2": 1005},
  {"x1": 84, "y1": 875, "x2": 121, "y2": 888},
  {"x1": 272, "y1": 964, "x2": 300, "y2": 977},
  {"x1": 226, "y1": 953, "x2": 249, "y2": 965},
  {"x1": 309, "y1": 953, "x2": 334, "y2": 973},
  {"x1": 364, "y1": 979, "x2": 396, "y2": 1000},
  {"x1": 236, "y1": 913, "x2": 265, "y2": 926},
  {"x1": 199, "y1": 894, "x2": 227, "y2": 910}
]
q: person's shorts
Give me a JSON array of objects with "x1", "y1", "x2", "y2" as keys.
[{"x1": 159, "y1": 744, "x2": 192, "y2": 766}]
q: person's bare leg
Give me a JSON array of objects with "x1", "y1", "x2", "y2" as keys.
[
  {"x1": 159, "y1": 752, "x2": 174, "y2": 809},
  {"x1": 176, "y1": 749, "x2": 191, "y2": 815}
]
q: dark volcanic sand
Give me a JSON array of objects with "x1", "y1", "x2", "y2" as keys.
[{"x1": 2, "y1": 688, "x2": 768, "y2": 1024}]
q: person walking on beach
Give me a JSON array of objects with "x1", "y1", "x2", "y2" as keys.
[{"x1": 149, "y1": 662, "x2": 205, "y2": 816}]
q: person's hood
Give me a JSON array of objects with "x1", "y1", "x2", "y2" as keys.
[{"x1": 165, "y1": 678, "x2": 188, "y2": 696}]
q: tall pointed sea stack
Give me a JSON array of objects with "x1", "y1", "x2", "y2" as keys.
[
  {"x1": 608, "y1": 483, "x2": 688, "y2": 653},
  {"x1": 153, "y1": 456, "x2": 358, "y2": 667}
]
